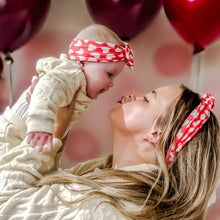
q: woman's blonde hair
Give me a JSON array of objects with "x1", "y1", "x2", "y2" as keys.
[{"x1": 36, "y1": 85, "x2": 220, "y2": 220}]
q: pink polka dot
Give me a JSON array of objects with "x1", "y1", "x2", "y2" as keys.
[
  {"x1": 153, "y1": 43, "x2": 192, "y2": 77},
  {"x1": 14, "y1": 33, "x2": 72, "y2": 100},
  {"x1": 207, "y1": 207, "x2": 220, "y2": 220},
  {"x1": 64, "y1": 129, "x2": 101, "y2": 163}
]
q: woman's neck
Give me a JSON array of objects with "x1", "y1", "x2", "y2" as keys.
[{"x1": 111, "y1": 131, "x2": 147, "y2": 169}]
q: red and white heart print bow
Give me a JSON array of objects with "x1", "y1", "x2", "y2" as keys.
[
  {"x1": 68, "y1": 39, "x2": 134, "y2": 69},
  {"x1": 166, "y1": 93, "x2": 215, "y2": 166}
]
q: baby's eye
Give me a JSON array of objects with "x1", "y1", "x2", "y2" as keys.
[
  {"x1": 107, "y1": 72, "x2": 114, "y2": 78},
  {"x1": 144, "y1": 97, "x2": 149, "y2": 103}
]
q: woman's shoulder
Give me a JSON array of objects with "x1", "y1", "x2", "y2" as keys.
[{"x1": 64, "y1": 155, "x2": 113, "y2": 176}]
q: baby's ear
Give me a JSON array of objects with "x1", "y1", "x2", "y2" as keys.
[
  {"x1": 79, "y1": 61, "x2": 85, "y2": 66},
  {"x1": 144, "y1": 126, "x2": 162, "y2": 144}
]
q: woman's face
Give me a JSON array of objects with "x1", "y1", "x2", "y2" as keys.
[
  {"x1": 109, "y1": 85, "x2": 182, "y2": 134},
  {"x1": 109, "y1": 85, "x2": 182, "y2": 167}
]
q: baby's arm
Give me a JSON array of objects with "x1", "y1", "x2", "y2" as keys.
[
  {"x1": 26, "y1": 75, "x2": 78, "y2": 151},
  {"x1": 26, "y1": 60, "x2": 80, "y2": 151},
  {"x1": 53, "y1": 93, "x2": 77, "y2": 139},
  {"x1": 26, "y1": 97, "x2": 76, "y2": 152},
  {"x1": 25, "y1": 76, "x2": 52, "y2": 152}
]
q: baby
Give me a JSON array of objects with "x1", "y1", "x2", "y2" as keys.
[{"x1": 9, "y1": 24, "x2": 134, "y2": 152}]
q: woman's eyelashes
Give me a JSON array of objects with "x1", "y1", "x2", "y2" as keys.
[{"x1": 144, "y1": 97, "x2": 149, "y2": 103}]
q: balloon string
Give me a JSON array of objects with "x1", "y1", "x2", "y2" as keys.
[
  {"x1": 190, "y1": 52, "x2": 202, "y2": 92},
  {"x1": 5, "y1": 52, "x2": 14, "y2": 107}
]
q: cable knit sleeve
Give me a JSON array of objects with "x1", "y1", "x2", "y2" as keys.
[
  {"x1": 26, "y1": 55, "x2": 84, "y2": 134},
  {"x1": 0, "y1": 113, "x2": 62, "y2": 192},
  {"x1": 0, "y1": 105, "x2": 129, "y2": 220},
  {"x1": 0, "y1": 114, "x2": 126, "y2": 220}
]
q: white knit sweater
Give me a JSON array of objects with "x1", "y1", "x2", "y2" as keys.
[
  {"x1": 0, "y1": 108, "x2": 127, "y2": 219},
  {"x1": 0, "y1": 109, "x2": 217, "y2": 219},
  {"x1": 26, "y1": 54, "x2": 92, "y2": 137}
]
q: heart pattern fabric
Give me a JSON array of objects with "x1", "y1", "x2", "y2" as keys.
[
  {"x1": 166, "y1": 93, "x2": 215, "y2": 166},
  {"x1": 68, "y1": 39, "x2": 134, "y2": 68}
]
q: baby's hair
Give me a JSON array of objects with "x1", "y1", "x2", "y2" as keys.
[{"x1": 75, "y1": 24, "x2": 126, "y2": 47}]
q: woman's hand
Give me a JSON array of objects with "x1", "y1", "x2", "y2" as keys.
[{"x1": 53, "y1": 89, "x2": 80, "y2": 139}]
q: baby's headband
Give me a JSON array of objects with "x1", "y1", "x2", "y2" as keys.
[
  {"x1": 166, "y1": 93, "x2": 215, "y2": 166},
  {"x1": 68, "y1": 39, "x2": 134, "y2": 69}
]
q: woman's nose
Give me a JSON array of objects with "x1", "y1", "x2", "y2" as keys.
[{"x1": 126, "y1": 92, "x2": 136, "y2": 101}]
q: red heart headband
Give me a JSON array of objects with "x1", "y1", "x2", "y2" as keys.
[
  {"x1": 166, "y1": 93, "x2": 215, "y2": 166},
  {"x1": 68, "y1": 39, "x2": 134, "y2": 69}
]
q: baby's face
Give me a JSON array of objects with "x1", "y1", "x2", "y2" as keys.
[{"x1": 82, "y1": 61, "x2": 125, "y2": 99}]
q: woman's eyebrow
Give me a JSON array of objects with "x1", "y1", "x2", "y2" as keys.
[{"x1": 151, "y1": 90, "x2": 157, "y2": 99}]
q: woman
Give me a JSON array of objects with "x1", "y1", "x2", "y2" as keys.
[{"x1": 0, "y1": 84, "x2": 219, "y2": 220}]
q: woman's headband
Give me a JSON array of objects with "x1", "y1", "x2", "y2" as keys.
[
  {"x1": 166, "y1": 93, "x2": 215, "y2": 166},
  {"x1": 68, "y1": 39, "x2": 134, "y2": 69}
]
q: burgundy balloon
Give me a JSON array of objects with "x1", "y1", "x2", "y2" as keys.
[
  {"x1": 85, "y1": 0, "x2": 162, "y2": 40},
  {"x1": 0, "y1": 57, "x2": 3, "y2": 78},
  {"x1": 0, "y1": 0, "x2": 51, "y2": 53},
  {"x1": 163, "y1": 0, "x2": 220, "y2": 54}
]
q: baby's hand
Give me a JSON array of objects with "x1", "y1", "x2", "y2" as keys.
[{"x1": 27, "y1": 132, "x2": 53, "y2": 152}]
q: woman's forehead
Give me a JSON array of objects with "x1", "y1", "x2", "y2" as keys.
[
  {"x1": 154, "y1": 86, "x2": 181, "y2": 97},
  {"x1": 146, "y1": 86, "x2": 182, "y2": 106}
]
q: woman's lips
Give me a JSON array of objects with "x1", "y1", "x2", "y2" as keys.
[{"x1": 117, "y1": 96, "x2": 125, "y2": 104}]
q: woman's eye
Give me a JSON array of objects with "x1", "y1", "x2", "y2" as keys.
[
  {"x1": 107, "y1": 72, "x2": 113, "y2": 78},
  {"x1": 144, "y1": 97, "x2": 149, "y2": 103}
]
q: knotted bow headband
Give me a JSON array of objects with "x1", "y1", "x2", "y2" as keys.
[
  {"x1": 68, "y1": 39, "x2": 134, "y2": 69},
  {"x1": 166, "y1": 93, "x2": 215, "y2": 166}
]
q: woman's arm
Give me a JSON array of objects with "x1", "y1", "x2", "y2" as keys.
[
  {"x1": 54, "y1": 90, "x2": 78, "y2": 139},
  {"x1": 0, "y1": 91, "x2": 77, "y2": 194}
]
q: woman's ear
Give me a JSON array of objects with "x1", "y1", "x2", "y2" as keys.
[{"x1": 144, "y1": 126, "x2": 162, "y2": 144}]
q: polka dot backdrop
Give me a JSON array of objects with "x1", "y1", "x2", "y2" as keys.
[
  {"x1": 0, "y1": 1, "x2": 219, "y2": 218},
  {"x1": 63, "y1": 128, "x2": 101, "y2": 166},
  {"x1": 153, "y1": 43, "x2": 192, "y2": 77}
]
